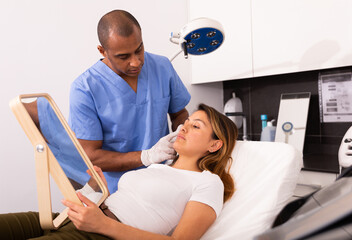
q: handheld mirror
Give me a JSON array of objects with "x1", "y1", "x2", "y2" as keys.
[{"x1": 9, "y1": 93, "x2": 108, "y2": 229}]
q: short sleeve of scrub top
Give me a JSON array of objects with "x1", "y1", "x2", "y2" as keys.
[{"x1": 69, "y1": 78, "x2": 103, "y2": 141}]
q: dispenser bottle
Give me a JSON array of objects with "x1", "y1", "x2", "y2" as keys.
[
  {"x1": 261, "y1": 114, "x2": 267, "y2": 130},
  {"x1": 260, "y1": 119, "x2": 276, "y2": 142},
  {"x1": 224, "y1": 92, "x2": 243, "y2": 128}
]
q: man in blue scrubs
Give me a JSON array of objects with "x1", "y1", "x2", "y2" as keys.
[{"x1": 69, "y1": 10, "x2": 191, "y2": 193}]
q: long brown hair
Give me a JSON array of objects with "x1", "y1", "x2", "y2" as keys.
[{"x1": 197, "y1": 103, "x2": 238, "y2": 202}]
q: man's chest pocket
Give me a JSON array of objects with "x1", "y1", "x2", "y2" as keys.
[{"x1": 151, "y1": 96, "x2": 170, "y2": 131}]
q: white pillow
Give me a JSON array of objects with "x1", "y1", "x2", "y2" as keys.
[{"x1": 201, "y1": 140, "x2": 303, "y2": 240}]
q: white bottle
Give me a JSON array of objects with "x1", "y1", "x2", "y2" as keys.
[
  {"x1": 260, "y1": 120, "x2": 276, "y2": 142},
  {"x1": 224, "y1": 92, "x2": 243, "y2": 128}
]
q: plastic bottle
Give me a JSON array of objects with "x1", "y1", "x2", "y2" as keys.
[
  {"x1": 260, "y1": 119, "x2": 276, "y2": 142},
  {"x1": 261, "y1": 114, "x2": 268, "y2": 130},
  {"x1": 224, "y1": 92, "x2": 243, "y2": 128}
]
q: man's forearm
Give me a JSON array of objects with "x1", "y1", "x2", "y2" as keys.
[
  {"x1": 86, "y1": 148, "x2": 143, "y2": 172},
  {"x1": 78, "y1": 138, "x2": 144, "y2": 171}
]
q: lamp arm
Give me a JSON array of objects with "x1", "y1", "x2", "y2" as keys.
[
  {"x1": 170, "y1": 36, "x2": 180, "y2": 45},
  {"x1": 169, "y1": 32, "x2": 188, "y2": 62},
  {"x1": 169, "y1": 49, "x2": 183, "y2": 62},
  {"x1": 169, "y1": 32, "x2": 182, "y2": 45}
]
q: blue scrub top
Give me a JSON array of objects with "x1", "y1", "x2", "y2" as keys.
[{"x1": 69, "y1": 52, "x2": 191, "y2": 193}]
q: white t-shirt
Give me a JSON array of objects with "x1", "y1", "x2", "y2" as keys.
[{"x1": 101, "y1": 164, "x2": 224, "y2": 235}]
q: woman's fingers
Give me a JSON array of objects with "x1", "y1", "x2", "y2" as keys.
[
  {"x1": 61, "y1": 198, "x2": 78, "y2": 211},
  {"x1": 93, "y1": 165, "x2": 102, "y2": 172},
  {"x1": 77, "y1": 192, "x2": 95, "y2": 207},
  {"x1": 86, "y1": 166, "x2": 109, "y2": 194},
  {"x1": 87, "y1": 166, "x2": 104, "y2": 179},
  {"x1": 93, "y1": 166, "x2": 105, "y2": 179},
  {"x1": 86, "y1": 169, "x2": 92, "y2": 177},
  {"x1": 87, "y1": 165, "x2": 102, "y2": 174},
  {"x1": 61, "y1": 192, "x2": 107, "y2": 232},
  {"x1": 61, "y1": 198, "x2": 84, "y2": 224},
  {"x1": 61, "y1": 192, "x2": 94, "y2": 213}
]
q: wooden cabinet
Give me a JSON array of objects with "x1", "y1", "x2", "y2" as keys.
[
  {"x1": 189, "y1": 0, "x2": 253, "y2": 84},
  {"x1": 189, "y1": 0, "x2": 352, "y2": 83}
]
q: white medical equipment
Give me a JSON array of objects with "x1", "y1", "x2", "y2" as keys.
[{"x1": 169, "y1": 17, "x2": 225, "y2": 62}]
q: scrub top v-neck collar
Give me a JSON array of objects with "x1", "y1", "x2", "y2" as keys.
[{"x1": 95, "y1": 59, "x2": 148, "y2": 105}]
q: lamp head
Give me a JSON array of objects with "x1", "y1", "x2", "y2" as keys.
[{"x1": 170, "y1": 17, "x2": 224, "y2": 58}]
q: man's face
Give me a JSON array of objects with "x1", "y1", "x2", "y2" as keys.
[{"x1": 98, "y1": 27, "x2": 145, "y2": 79}]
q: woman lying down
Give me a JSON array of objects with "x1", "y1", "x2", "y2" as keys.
[{"x1": 0, "y1": 103, "x2": 238, "y2": 240}]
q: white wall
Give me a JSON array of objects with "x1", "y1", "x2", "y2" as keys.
[{"x1": 0, "y1": 0, "x2": 223, "y2": 213}]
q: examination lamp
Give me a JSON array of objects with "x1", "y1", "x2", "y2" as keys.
[{"x1": 169, "y1": 17, "x2": 225, "y2": 62}]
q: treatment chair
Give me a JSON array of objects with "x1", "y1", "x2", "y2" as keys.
[
  {"x1": 202, "y1": 140, "x2": 302, "y2": 240},
  {"x1": 252, "y1": 126, "x2": 352, "y2": 239}
]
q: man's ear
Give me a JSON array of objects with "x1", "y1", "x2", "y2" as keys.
[
  {"x1": 97, "y1": 45, "x2": 106, "y2": 57},
  {"x1": 209, "y1": 140, "x2": 223, "y2": 153}
]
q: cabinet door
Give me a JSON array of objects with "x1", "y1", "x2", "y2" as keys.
[
  {"x1": 252, "y1": 0, "x2": 352, "y2": 77},
  {"x1": 189, "y1": 0, "x2": 253, "y2": 84}
]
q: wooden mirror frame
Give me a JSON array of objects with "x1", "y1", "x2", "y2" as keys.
[{"x1": 9, "y1": 93, "x2": 108, "y2": 229}]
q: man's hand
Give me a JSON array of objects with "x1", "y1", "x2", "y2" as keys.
[{"x1": 141, "y1": 125, "x2": 182, "y2": 166}]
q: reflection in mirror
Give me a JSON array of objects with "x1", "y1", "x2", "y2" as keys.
[{"x1": 22, "y1": 97, "x2": 100, "y2": 193}]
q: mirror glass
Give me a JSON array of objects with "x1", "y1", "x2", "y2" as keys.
[{"x1": 21, "y1": 96, "x2": 101, "y2": 193}]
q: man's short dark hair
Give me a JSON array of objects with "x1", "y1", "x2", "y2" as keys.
[{"x1": 97, "y1": 10, "x2": 141, "y2": 49}]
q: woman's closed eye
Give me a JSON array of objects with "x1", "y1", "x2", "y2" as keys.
[{"x1": 185, "y1": 117, "x2": 204, "y2": 129}]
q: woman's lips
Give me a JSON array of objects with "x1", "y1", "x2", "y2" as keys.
[{"x1": 177, "y1": 134, "x2": 185, "y2": 140}]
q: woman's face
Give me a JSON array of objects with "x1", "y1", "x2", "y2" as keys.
[{"x1": 174, "y1": 110, "x2": 221, "y2": 158}]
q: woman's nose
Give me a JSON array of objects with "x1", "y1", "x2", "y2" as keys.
[{"x1": 181, "y1": 123, "x2": 189, "y2": 132}]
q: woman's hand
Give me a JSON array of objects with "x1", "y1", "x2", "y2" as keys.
[
  {"x1": 62, "y1": 192, "x2": 108, "y2": 233},
  {"x1": 87, "y1": 166, "x2": 109, "y2": 193}
]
